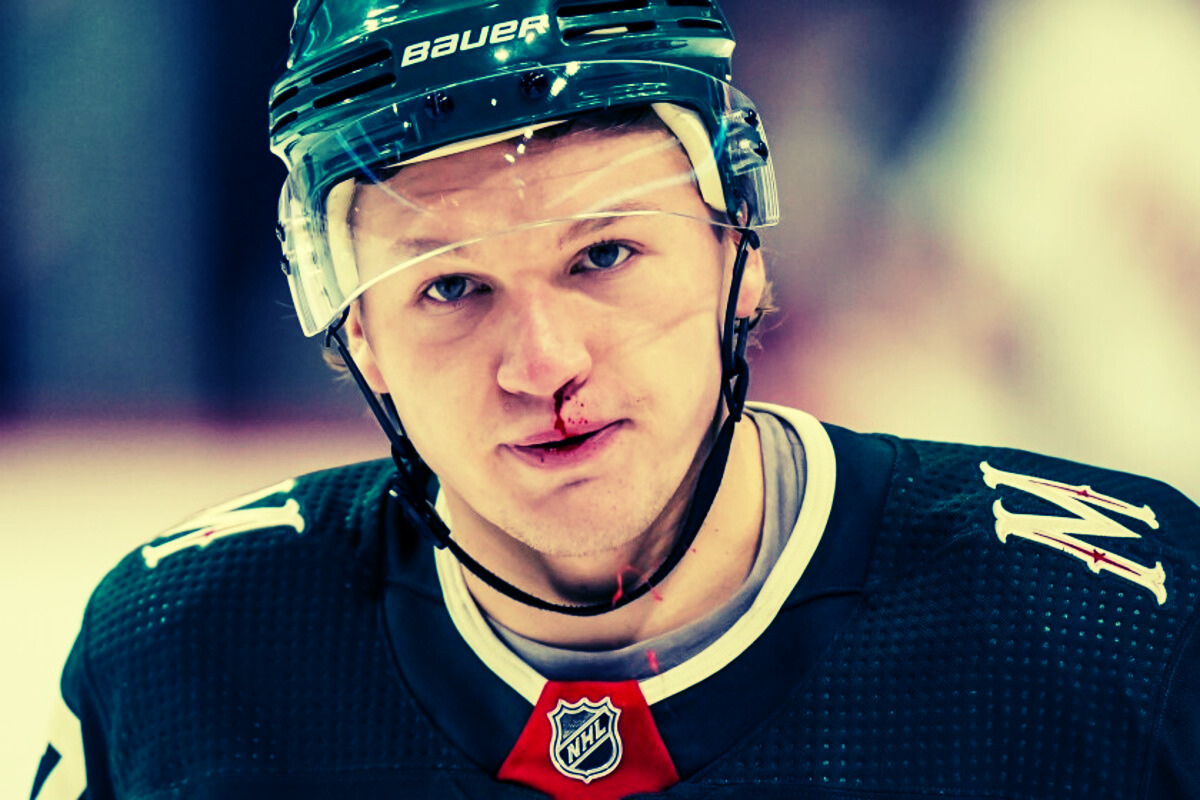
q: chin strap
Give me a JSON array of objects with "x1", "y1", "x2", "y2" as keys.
[{"x1": 326, "y1": 227, "x2": 760, "y2": 616}]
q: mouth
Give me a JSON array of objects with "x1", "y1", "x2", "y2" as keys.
[
  {"x1": 508, "y1": 421, "x2": 623, "y2": 465},
  {"x1": 520, "y1": 429, "x2": 601, "y2": 453}
]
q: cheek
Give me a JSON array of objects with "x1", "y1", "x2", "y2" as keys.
[
  {"x1": 389, "y1": 348, "x2": 489, "y2": 430},
  {"x1": 359, "y1": 299, "x2": 491, "y2": 463},
  {"x1": 605, "y1": 284, "x2": 724, "y2": 415},
  {"x1": 391, "y1": 368, "x2": 489, "y2": 484},
  {"x1": 607, "y1": 251, "x2": 725, "y2": 366}
]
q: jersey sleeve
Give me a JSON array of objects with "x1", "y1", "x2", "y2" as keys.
[{"x1": 31, "y1": 611, "x2": 114, "y2": 800}]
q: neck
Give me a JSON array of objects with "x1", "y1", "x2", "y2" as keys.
[{"x1": 448, "y1": 414, "x2": 765, "y2": 649}]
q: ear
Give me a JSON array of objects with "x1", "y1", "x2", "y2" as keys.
[
  {"x1": 344, "y1": 302, "x2": 390, "y2": 395},
  {"x1": 733, "y1": 239, "x2": 766, "y2": 319}
]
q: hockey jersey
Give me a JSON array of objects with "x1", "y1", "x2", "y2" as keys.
[{"x1": 30, "y1": 406, "x2": 1200, "y2": 799}]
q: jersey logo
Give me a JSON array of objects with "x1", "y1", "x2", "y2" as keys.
[
  {"x1": 548, "y1": 696, "x2": 623, "y2": 784},
  {"x1": 981, "y1": 462, "x2": 1167, "y2": 604},
  {"x1": 141, "y1": 479, "x2": 304, "y2": 568}
]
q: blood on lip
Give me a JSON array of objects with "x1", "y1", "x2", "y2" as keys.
[{"x1": 516, "y1": 387, "x2": 599, "y2": 461}]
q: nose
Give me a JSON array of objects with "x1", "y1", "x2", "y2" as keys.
[{"x1": 496, "y1": 287, "x2": 591, "y2": 398}]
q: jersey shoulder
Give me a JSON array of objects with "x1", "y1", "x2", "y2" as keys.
[
  {"x1": 57, "y1": 459, "x2": 485, "y2": 796},
  {"x1": 728, "y1": 430, "x2": 1200, "y2": 797},
  {"x1": 868, "y1": 433, "x2": 1200, "y2": 610},
  {"x1": 112, "y1": 457, "x2": 392, "y2": 579},
  {"x1": 78, "y1": 458, "x2": 395, "y2": 667}
]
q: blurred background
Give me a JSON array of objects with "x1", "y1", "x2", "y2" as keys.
[{"x1": 5, "y1": 0, "x2": 1199, "y2": 791}]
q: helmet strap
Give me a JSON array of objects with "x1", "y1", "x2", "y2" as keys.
[{"x1": 324, "y1": 226, "x2": 760, "y2": 616}]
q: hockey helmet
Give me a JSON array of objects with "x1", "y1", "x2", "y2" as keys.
[{"x1": 269, "y1": 0, "x2": 778, "y2": 336}]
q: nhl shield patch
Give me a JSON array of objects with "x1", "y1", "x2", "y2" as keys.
[
  {"x1": 548, "y1": 696, "x2": 623, "y2": 783},
  {"x1": 498, "y1": 680, "x2": 677, "y2": 797}
]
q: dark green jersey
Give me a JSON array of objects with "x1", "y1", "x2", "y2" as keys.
[{"x1": 32, "y1": 408, "x2": 1200, "y2": 799}]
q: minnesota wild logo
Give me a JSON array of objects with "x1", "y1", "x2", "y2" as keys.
[{"x1": 981, "y1": 462, "x2": 1166, "y2": 604}]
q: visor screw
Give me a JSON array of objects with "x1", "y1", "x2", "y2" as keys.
[
  {"x1": 743, "y1": 109, "x2": 759, "y2": 128},
  {"x1": 753, "y1": 142, "x2": 769, "y2": 160},
  {"x1": 279, "y1": 257, "x2": 292, "y2": 276},
  {"x1": 274, "y1": 222, "x2": 286, "y2": 243},
  {"x1": 423, "y1": 92, "x2": 455, "y2": 119},
  {"x1": 518, "y1": 70, "x2": 550, "y2": 100}
]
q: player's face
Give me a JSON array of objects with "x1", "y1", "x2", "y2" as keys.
[{"x1": 344, "y1": 126, "x2": 764, "y2": 557}]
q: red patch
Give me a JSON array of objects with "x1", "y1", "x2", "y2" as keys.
[{"x1": 497, "y1": 680, "x2": 678, "y2": 799}]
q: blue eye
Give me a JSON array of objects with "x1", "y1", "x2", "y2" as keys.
[
  {"x1": 424, "y1": 275, "x2": 485, "y2": 304},
  {"x1": 577, "y1": 242, "x2": 633, "y2": 272}
]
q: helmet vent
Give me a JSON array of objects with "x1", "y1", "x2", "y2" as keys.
[
  {"x1": 270, "y1": 86, "x2": 299, "y2": 112},
  {"x1": 311, "y1": 47, "x2": 392, "y2": 85},
  {"x1": 562, "y1": 20, "x2": 656, "y2": 41},
  {"x1": 677, "y1": 18, "x2": 723, "y2": 30},
  {"x1": 312, "y1": 73, "x2": 396, "y2": 110},
  {"x1": 270, "y1": 111, "x2": 299, "y2": 137},
  {"x1": 556, "y1": 0, "x2": 726, "y2": 45},
  {"x1": 557, "y1": 0, "x2": 650, "y2": 17}
]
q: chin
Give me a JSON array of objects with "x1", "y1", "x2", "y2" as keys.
[{"x1": 505, "y1": 498, "x2": 661, "y2": 560}]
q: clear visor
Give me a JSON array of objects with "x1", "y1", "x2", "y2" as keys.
[{"x1": 278, "y1": 74, "x2": 776, "y2": 336}]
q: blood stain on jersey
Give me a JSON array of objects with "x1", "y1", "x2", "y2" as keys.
[{"x1": 980, "y1": 462, "x2": 1167, "y2": 604}]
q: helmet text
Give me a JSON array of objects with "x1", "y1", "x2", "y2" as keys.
[{"x1": 401, "y1": 16, "x2": 551, "y2": 68}]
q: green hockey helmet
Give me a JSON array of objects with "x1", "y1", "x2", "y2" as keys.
[{"x1": 270, "y1": 0, "x2": 778, "y2": 336}]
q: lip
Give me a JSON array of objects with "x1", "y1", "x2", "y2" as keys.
[{"x1": 505, "y1": 420, "x2": 624, "y2": 468}]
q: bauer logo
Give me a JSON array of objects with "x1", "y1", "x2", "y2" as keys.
[
  {"x1": 401, "y1": 15, "x2": 551, "y2": 68},
  {"x1": 548, "y1": 696, "x2": 623, "y2": 784}
]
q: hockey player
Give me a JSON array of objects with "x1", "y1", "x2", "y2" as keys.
[{"x1": 32, "y1": 1, "x2": 1200, "y2": 798}]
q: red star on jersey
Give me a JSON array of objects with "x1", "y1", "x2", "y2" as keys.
[
  {"x1": 1032, "y1": 531, "x2": 1139, "y2": 576},
  {"x1": 1031, "y1": 479, "x2": 1123, "y2": 508}
]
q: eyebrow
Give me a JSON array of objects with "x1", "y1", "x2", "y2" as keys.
[
  {"x1": 396, "y1": 236, "x2": 457, "y2": 256},
  {"x1": 379, "y1": 201, "x2": 664, "y2": 258},
  {"x1": 556, "y1": 201, "x2": 661, "y2": 248}
]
